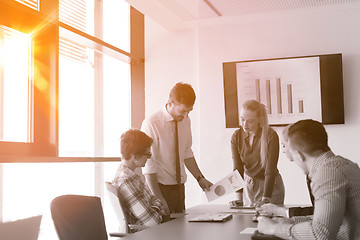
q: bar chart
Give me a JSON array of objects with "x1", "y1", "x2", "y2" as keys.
[
  {"x1": 236, "y1": 57, "x2": 322, "y2": 125},
  {"x1": 254, "y1": 78, "x2": 304, "y2": 115}
]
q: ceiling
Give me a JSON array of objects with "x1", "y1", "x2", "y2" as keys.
[
  {"x1": 159, "y1": 0, "x2": 359, "y2": 20},
  {"x1": 128, "y1": 0, "x2": 360, "y2": 29}
]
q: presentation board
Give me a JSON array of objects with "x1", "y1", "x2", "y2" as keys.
[{"x1": 223, "y1": 53, "x2": 344, "y2": 127}]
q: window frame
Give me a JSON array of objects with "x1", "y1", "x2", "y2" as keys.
[
  {"x1": 0, "y1": 0, "x2": 58, "y2": 158},
  {"x1": 0, "y1": 0, "x2": 145, "y2": 163}
]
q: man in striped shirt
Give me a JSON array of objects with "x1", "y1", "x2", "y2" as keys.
[{"x1": 257, "y1": 119, "x2": 360, "y2": 239}]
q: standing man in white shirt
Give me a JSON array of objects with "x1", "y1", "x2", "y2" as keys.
[{"x1": 141, "y1": 82, "x2": 212, "y2": 213}]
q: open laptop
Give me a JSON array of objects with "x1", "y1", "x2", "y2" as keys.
[
  {"x1": 0, "y1": 215, "x2": 42, "y2": 240},
  {"x1": 188, "y1": 213, "x2": 232, "y2": 222}
]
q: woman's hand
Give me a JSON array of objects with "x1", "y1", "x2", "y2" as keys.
[
  {"x1": 254, "y1": 197, "x2": 271, "y2": 208},
  {"x1": 229, "y1": 199, "x2": 244, "y2": 208},
  {"x1": 256, "y1": 203, "x2": 287, "y2": 217}
]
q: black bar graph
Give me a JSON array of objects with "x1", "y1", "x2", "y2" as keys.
[
  {"x1": 276, "y1": 78, "x2": 282, "y2": 114},
  {"x1": 251, "y1": 79, "x2": 307, "y2": 115},
  {"x1": 287, "y1": 84, "x2": 293, "y2": 114},
  {"x1": 299, "y1": 99, "x2": 304, "y2": 113},
  {"x1": 235, "y1": 56, "x2": 323, "y2": 125},
  {"x1": 255, "y1": 79, "x2": 260, "y2": 102},
  {"x1": 266, "y1": 80, "x2": 272, "y2": 114}
]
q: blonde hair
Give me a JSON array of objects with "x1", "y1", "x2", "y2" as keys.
[{"x1": 242, "y1": 100, "x2": 269, "y2": 168}]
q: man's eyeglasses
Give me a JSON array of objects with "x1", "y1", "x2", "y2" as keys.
[{"x1": 143, "y1": 152, "x2": 152, "y2": 158}]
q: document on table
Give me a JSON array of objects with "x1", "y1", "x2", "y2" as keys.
[
  {"x1": 205, "y1": 170, "x2": 244, "y2": 202},
  {"x1": 221, "y1": 207, "x2": 257, "y2": 214},
  {"x1": 235, "y1": 208, "x2": 257, "y2": 214},
  {"x1": 189, "y1": 213, "x2": 233, "y2": 222},
  {"x1": 240, "y1": 227, "x2": 257, "y2": 234}
]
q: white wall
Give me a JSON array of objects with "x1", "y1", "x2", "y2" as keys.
[
  {"x1": 144, "y1": 4, "x2": 360, "y2": 207},
  {"x1": 144, "y1": 18, "x2": 204, "y2": 207}
]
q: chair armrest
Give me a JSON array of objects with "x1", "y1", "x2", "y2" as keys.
[{"x1": 109, "y1": 232, "x2": 128, "y2": 237}]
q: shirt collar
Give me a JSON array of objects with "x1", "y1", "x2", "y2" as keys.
[
  {"x1": 244, "y1": 127, "x2": 262, "y2": 139},
  {"x1": 308, "y1": 150, "x2": 335, "y2": 180},
  {"x1": 162, "y1": 104, "x2": 175, "y2": 122},
  {"x1": 117, "y1": 164, "x2": 137, "y2": 178},
  {"x1": 162, "y1": 104, "x2": 190, "y2": 122}
]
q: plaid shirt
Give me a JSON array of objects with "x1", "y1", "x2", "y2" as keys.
[{"x1": 112, "y1": 165, "x2": 166, "y2": 228}]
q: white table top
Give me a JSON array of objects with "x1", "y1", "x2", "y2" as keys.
[{"x1": 120, "y1": 204, "x2": 258, "y2": 240}]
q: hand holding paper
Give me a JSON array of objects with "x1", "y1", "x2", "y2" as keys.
[
  {"x1": 198, "y1": 177, "x2": 213, "y2": 191},
  {"x1": 205, "y1": 170, "x2": 244, "y2": 202}
]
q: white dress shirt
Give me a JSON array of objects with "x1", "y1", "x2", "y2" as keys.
[{"x1": 141, "y1": 105, "x2": 194, "y2": 185}]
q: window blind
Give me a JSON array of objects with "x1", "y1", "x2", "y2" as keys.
[
  {"x1": 59, "y1": 0, "x2": 87, "y2": 32},
  {"x1": 59, "y1": 0, "x2": 87, "y2": 63},
  {"x1": 59, "y1": 38, "x2": 87, "y2": 63},
  {"x1": 15, "y1": 0, "x2": 39, "y2": 11}
]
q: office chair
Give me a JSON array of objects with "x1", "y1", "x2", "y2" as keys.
[
  {"x1": 50, "y1": 195, "x2": 126, "y2": 240},
  {"x1": 105, "y1": 182, "x2": 148, "y2": 234}
]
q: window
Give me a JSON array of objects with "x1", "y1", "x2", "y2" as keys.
[
  {"x1": 0, "y1": 0, "x2": 144, "y2": 232},
  {"x1": 58, "y1": 0, "x2": 132, "y2": 158},
  {"x1": 58, "y1": 44, "x2": 96, "y2": 157},
  {"x1": 0, "y1": 0, "x2": 144, "y2": 159},
  {"x1": 0, "y1": 0, "x2": 58, "y2": 157},
  {"x1": 0, "y1": 26, "x2": 32, "y2": 143},
  {"x1": 103, "y1": 0, "x2": 130, "y2": 51},
  {"x1": 58, "y1": 42, "x2": 131, "y2": 158},
  {"x1": 2, "y1": 162, "x2": 95, "y2": 234},
  {"x1": 59, "y1": 0, "x2": 130, "y2": 51}
]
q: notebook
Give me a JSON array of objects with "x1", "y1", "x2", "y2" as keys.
[
  {"x1": 230, "y1": 205, "x2": 255, "y2": 210},
  {"x1": 188, "y1": 213, "x2": 232, "y2": 222},
  {"x1": 0, "y1": 215, "x2": 42, "y2": 240}
]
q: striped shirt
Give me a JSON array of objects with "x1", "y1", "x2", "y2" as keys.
[
  {"x1": 112, "y1": 165, "x2": 166, "y2": 229},
  {"x1": 287, "y1": 151, "x2": 360, "y2": 239}
]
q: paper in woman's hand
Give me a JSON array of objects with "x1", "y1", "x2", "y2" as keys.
[{"x1": 205, "y1": 170, "x2": 244, "y2": 202}]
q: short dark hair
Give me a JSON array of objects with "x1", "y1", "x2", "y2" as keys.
[
  {"x1": 288, "y1": 119, "x2": 330, "y2": 155},
  {"x1": 120, "y1": 129, "x2": 153, "y2": 160},
  {"x1": 169, "y1": 82, "x2": 196, "y2": 107}
]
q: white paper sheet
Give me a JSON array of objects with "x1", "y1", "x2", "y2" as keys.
[
  {"x1": 205, "y1": 170, "x2": 244, "y2": 202},
  {"x1": 239, "y1": 227, "x2": 257, "y2": 234}
]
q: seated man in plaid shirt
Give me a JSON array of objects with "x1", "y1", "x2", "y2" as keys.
[{"x1": 112, "y1": 129, "x2": 170, "y2": 230}]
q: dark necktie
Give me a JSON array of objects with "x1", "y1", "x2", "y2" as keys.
[
  {"x1": 174, "y1": 120, "x2": 181, "y2": 184},
  {"x1": 306, "y1": 175, "x2": 315, "y2": 206}
]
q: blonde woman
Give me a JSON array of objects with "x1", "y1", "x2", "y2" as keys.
[{"x1": 231, "y1": 100, "x2": 285, "y2": 207}]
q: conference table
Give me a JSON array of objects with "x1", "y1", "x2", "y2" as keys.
[{"x1": 120, "y1": 204, "x2": 258, "y2": 240}]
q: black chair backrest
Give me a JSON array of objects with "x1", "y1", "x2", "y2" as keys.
[{"x1": 50, "y1": 195, "x2": 108, "y2": 240}]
